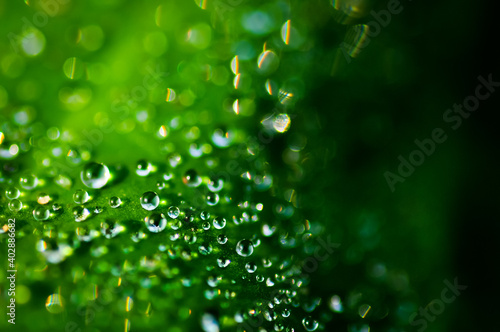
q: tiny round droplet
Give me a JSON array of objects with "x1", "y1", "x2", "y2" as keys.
[
  {"x1": 217, "y1": 234, "x2": 228, "y2": 244},
  {"x1": 302, "y1": 316, "x2": 319, "y2": 331},
  {"x1": 200, "y1": 211, "x2": 210, "y2": 220},
  {"x1": 236, "y1": 239, "x2": 254, "y2": 257},
  {"x1": 140, "y1": 191, "x2": 159, "y2": 211},
  {"x1": 213, "y1": 217, "x2": 226, "y2": 229},
  {"x1": 206, "y1": 193, "x2": 219, "y2": 206},
  {"x1": 245, "y1": 262, "x2": 257, "y2": 273},
  {"x1": 20, "y1": 174, "x2": 38, "y2": 190},
  {"x1": 217, "y1": 257, "x2": 230, "y2": 268},
  {"x1": 73, "y1": 206, "x2": 91, "y2": 222},
  {"x1": 136, "y1": 159, "x2": 152, "y2": 176},
  {"x1": 5, "y1": 186, "x2": 20, "y2": 200},
  {"x1": 109, "y1": 196, "x2": 121, "y2": 208},
  {"x1": 9, "y1": 199, "x2": 23, "y2": 212},
  {"x1": 33, "y1": 206, "x2": 50, "y2": 221},
  {"x1": 145, "y1": 213, "x2": 167, "y2": 233},
  {"x1": 168, "y1": 206, "x2": 180, "y2": 219},
  {"x1": 81, "y1": 162, "x2": 111, "y2": 189},
  {"x1": 73, "y1": 189, "x2": 90, "y2": 204},
  {"x1": 182, "y1": 169, "x2": 202, "y2": 187}
]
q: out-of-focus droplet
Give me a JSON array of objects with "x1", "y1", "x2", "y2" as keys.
[
  {"x1": 5, "y1": 186, "x2": 20, "y2": 200},
  {"x1": 257, "y1": 50, "x2": 279, "y2": 75},
  {"x1": 81, "y1": 162, "x2": 110, "y2": 189},
  {"x1": 206, "y1": 193, "x2": 219, "y2": 206},
  {"x1": 37, "y1": 193, "x2": 50, "y2": 205},
  {"x1": 145, "y1": 213, "x2": 167, "y2": 233},
  {"x1": 20, "y1": 174, "x2": 38, "y2": 190},
  {"x1": 73, "y1": 189, "x2": 90, "y2": 204},
  {"x1": 201, "y1": 312, "x2": 219, "y2": 332},
  {"x1": 342, "y1": 24, "x2": 369, "y2": 59},
  {"x1": 140, "y1": 191, "x2": 160, "y2": 211},
  {"x1": 63, "y1": 57, "x2": 85, "y2": 80},
  {"x1": 45, "y1": 294, "x2": 64, "y2": 314},
  {"x1": 78, "y1": 25, "x2": 105, "y2": 51},
  {"x1": 55, "y1": 174, "x2": 72, "y2": 190},
  {"x1": 165, "y1": 88, "x2": 176, "y2": 102},
  {"x1": 182, "y1": 169, "x2": 202, "y2": 187},
  {"x1": 236, "y1": 239, "x2": 254, "y2": 257},
  {"x1": 21, "y1": 28, "x2": 46, "y2": 57},
  {"x1": 136, "y1": 160, "x2": 153, "y2": 177},
  {"x1": 273, "y1": 114, "x2": 291, "y2": 133},
  {"x1": 217, "y1": 257, "x2": 230, "y2": 268}
]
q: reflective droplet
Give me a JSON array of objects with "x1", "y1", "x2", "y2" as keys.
[
  {"x1": 207, "y1": 177, "x2": 224, "y2": 192},
  {"x1": 5, "y1": 186, "x2": 20, "y2": 199},
  {"x1": 200, "y1": 211, "x2": 210, "y2": 220},
  {"x1": 213, "y1": 217, "x2": 226, "y2": 229},
  {"x1": 55, "y1": 174, "x2": 72, "y2": 190},
  {"x1": 167, "y1": 206, "x2": 180, "y2": 219},
  {"x1": 73, "y1": 206, "x2": 91, "y2": 222},
  {"x1": 37, "y1": 193, "x2": 51, "y2": 205},
  {"x1": 45, "y1": 294, "x2": 63, "y2": 314},
  {"x1": 182, "y1": 169, "x2": 202, "y2": 187},
  {"x1": 245, "y1": 262, "x2": 257, "y2": 273},
  {"x1": 145, "y1": 213, "x2": 167, "y2": 233},
  {"x1": 211, "y1": 128, "x2": 233, "y2": 148},
  {"x1": 165, "y1": 88, "x2": 176, "y2": 102},
  {"x1": 140, "y1": 191, "x2": 159, "y2": 211},
  {"x1": 217, "y1": 234, "x2": 228, "y2": 245},
  {"x1": 206, "y1": 193, "x2": 219, "y2": 206},
  {"x1": 273, "y1": 114, "x2": 291, "y2": 133},
  {"x1": 73, "y1": 189, "x2": 90, "y2": 204},
  {"x1": 236, "y1": 239, "x2": 254, "y2": 257},
  {"x1": 257, "y1": 50, "x2": 279, "y2": 75},
  {"x1": 33, "y1": 206, "x2": 50, "y2": 221},
  {"x1": 109, "y1": 196, "x2": 121, "y2": 208},
  {"x1": 217, "y1": 257, "x2": 230, "y2": 268},
  {"x1": 81, "y1": 162, "x2": 110, "y2": 189},
  {"x1": 201, "y1": 312, "x2": 219, "y2": 332},
  {"x1": 9, "y1": 199, "x2": 23, "y2": 212},
  {"x1": 20, "y1": 174, "x2": 38, "y2": 190},
  {"x1": 302, "y1": 316, "x2": 319, "y2": 331},
  {"x1": 136, "y1": 160, "x2": 153, "y2": 176},
  {"x1": 281, "y1": 308, "x2": 291, "y2": 318}
]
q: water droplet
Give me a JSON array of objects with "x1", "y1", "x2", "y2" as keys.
[
  {"x1": 94, "y1": 206, "x2": 103, "y2": 214},
  {"x1": 33, "y1": 206, "x2": 50, "y2": 221},
  {"x1": 201, "y1": 312, "x2": 219, "y2": 332},
  {"x1": 73, "y1": 206, "x2": 91, "y2": 222},
  {"x1": 199, "y1": 243, "x2": 213, "y2": 255},
  {"x1": 52, "y1": 203, "x2": 62, "y2": 211},
  {"x1": 167, "y1": 153, "x2": 182, "y2": 168},
  {"x1": 200, "y1": 211, "x2": 210, "y2": 220},
  {"x1": 236, "y1": 239, "x2": 254, "y2": 257},
  {"x1": 213, "y1": 217, "x2": 226, "y2": 229},
  {"x1": 207, "y1": 177, "x2": 224, "y2": 192},
  {"x1": 217, "y1": 257, "x2": 230, "y2": 268},
  {"x1": 136, "y1": 159, "x2": 153, "y2": 176},
  {"x1": 140, "y1": 191, "x2": 159, "y2": 210},
  {"x1": 145, "y1": 213, "x2": 167, "y2": 233},
  {"x1": 211, "y1": 128, "x2": 233, "y2": 148},
  {"x1": 109, "y1": 196, "x2": 121, "y2": 208},
  {"x1": 45, "y1": 294, "x2": 63, "y2": 314},
  {"x1": 273, "y1": 114, "x2": 291, "y2": 133},
  {"x1": 55, "y1": 174, "x2": 72, "y2": 190},
  {"x1": 257, "y1": 50, "x2": 279, "y2": 75},
  {"x1": 73, "y1": 189, "x2": 90, "y2": 204},
  {"x1": 206, "y1": 193, "x2": 219, "y2": 206},
  {"x1": 184, "y1": 232, "x2": 197, "y2": 244},
  {"x1": 20, "y1": 173, "x2": 38, "y2": 190},
  {"x1": 245, "y1": 262, "x2": 257, "y2": 273},
  {"x1": 81, "y1": 162, "x2": 110, "y2": 189},
  {"x1": 182, "y1": 169, "x2": 202, "y2": 187},
  {"x1": 5, "y1": 186, "x2": 20, "y2": 199},
  {"x1": 302, "y1": 316, "x2": 319, "y2": 331},
  {"x1": 217, "y1": 234, "x2": 228, "y2": 244},
  {"x1": 37, "y1": 193, "x2": 51, "y2": 205},
  {"x1": 9, "y1": 199, "x2": 23, "y2": 212},
  {"x1": 168, "y1": 206, "x2": 180, "y2": 219},
  {"x1": 281, "y1": 308, "x2": 291, "y2": 317},
  {"x1": 165, "y1": 88, "x2": 176, "y2": 102}
]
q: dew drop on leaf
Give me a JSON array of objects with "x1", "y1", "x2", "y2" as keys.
[
  {"x1": 140, "y1": 191, "x2": 160, "y2": 210},
  {"x1": 81, "y1": 162, "x2": 110, "y2": 189}
]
